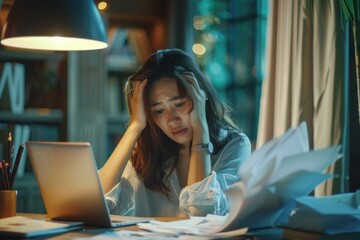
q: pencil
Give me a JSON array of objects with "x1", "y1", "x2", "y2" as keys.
[
  {"x1": 1, "y1": 160, "x2": 10, "y2": 190},
  {"x1": 0, "y1": 162, "x2": 5, "y2": 190},
  {"x1": 7, "y1": 132, "x2": 12, "y2": 173},
  {"x1": 10, "y1": 144, "x2": 25, "y2": 189}
]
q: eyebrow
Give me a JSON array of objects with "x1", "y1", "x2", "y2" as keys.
[{"x1": 150, "y1": 96, "x2": 184, "y2": 107}]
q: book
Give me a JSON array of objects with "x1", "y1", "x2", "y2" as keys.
[
  {"x1": 283, "y1": 227, "x2": 360, "y2": 240},
  {"x1": 127, "y1": 28, "x2": 152, "y2": 64},
  {"x1": 106, "y1": 27, "x2": 138, "y2": 71},
  {"x1": 0, "y1": 216, "x2": 83, "y2": 238},
  {"x1": 284, "y1": 193, "x2": 360, "y2": 234}
]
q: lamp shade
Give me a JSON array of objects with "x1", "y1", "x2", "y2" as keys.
[{"x1": 1, "y1": 0, "x2": 108, "y2": 51}]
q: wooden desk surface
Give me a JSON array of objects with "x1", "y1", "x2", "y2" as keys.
[
  {"x1": 15, "y1": 213, "x2": 360, "y2": 240},
  {"x1": 16, "y1": 213, "x2": 195, "y2": 239}
]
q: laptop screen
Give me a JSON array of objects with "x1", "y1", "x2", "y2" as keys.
[{"x1": 26, "y1": 141, "x2": 112, "y2": 226}]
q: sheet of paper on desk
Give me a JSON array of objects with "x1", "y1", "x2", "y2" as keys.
[
  {"x1": 78, "y1": 229, "x2": 250, "y2": 240},
  {"x1": 77, "y1": 215, "x2": 249, "y2": 239},
  {"x1": 136, "y1": 215, "x2": 249, "y2": 238},
  {"x1": 217, "y1": 122, "x2": 342, "y2": 231}
]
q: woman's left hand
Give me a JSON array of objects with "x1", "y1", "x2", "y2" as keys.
[
  {"x1": 182, "y1": 72, "x2": 212, "y2": 185},
  {"x1": 182, "y1": 72, "x2": 209, "y2": 143}
]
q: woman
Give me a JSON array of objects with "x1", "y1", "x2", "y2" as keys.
[{"x1": 99, "y1": 48, "x2": 251, "y2": 217}]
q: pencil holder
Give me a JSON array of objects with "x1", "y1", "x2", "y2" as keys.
[{"x1": 0, "y1": 190, "x2": 17, "y2": 218}]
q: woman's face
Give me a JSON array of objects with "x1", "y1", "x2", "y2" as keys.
[{"x1": 148, "y1": 77, "x2": 193, "y2": 146}]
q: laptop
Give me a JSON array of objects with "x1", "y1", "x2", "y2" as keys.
[{"x1": 26, "y1": 141, "x2": 150, "y2": 228}]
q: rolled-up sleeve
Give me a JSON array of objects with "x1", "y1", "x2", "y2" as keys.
[
  {"x1": 179, "y1": 133, "x2": 251, "y2": 216},
  {"x1": 105, "y1": 177, "x2": 135, "y2": 216},
  {"x1": 104, "y1": 162, "x2": 138, "y2": 216}
]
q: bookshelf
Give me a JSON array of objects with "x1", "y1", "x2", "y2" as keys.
[
  {"x1": 0, "y1": 49, "x2": 67, "y2": 140},
  {"x1": 0, "y1": 49, "x2": 67, "y2": 213}
]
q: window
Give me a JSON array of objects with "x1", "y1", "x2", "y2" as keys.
[{"x1": 192, "y1": 0, "x2": 268, "y2": 145}]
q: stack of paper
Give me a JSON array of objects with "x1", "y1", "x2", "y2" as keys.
[
  {"x1": 218, "y1": 122, "x2": 342, "y2": 231},
  {"x1": 137, "y1": 215, "x2": 249, "y2": 238},
  {"x1": 89, "y1": 215, "x2": 250, "y2": 239},
  {"x1": 285, "y1": 192, "x2": 360, "y2": 234}
]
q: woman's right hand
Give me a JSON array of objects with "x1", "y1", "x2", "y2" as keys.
[
  {"x1": 100, "y1": 79, "x2": 148, "y2": 193},
  {"x1": 129, "y1": 79, "x2": 148, "y2": 131}
]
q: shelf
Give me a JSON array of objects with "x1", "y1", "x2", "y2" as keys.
[
  {"x1": 108, "y1": 13, "x2": 164, "y2": 29},
  {"x1": 0, "y1": 109, "x2": 63, "y2": 124},
  {"x1": 0, "y1": 49, "x2": 64, "y2": 62},
  {"x1": 107, "y1": 63, "x2": 137, "y2": 74}
]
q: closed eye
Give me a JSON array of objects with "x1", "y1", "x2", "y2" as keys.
[
  {"x1": 152, "y1": 108, "x2": 164, "y2": 116},
  {"x1": 175, "y1": 101, "x2": 186, "y2": 108},
  {"x1": 174, "y1": 98, "x2": 187, "y2": 108}
]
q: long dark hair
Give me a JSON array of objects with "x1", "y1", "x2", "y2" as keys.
[{"x1": 124, "y1": 48, "x2": 238, "y2": 196}]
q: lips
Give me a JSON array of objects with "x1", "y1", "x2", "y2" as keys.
[{"x1": 171, "y1": 128, "x2": 188, "y2": 137}]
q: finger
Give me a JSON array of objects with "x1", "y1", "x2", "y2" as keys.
[
  {"x1": 181, "y1": 72, "x2": 203, "y2": 96},
  {"x1": 182, "y1": 72, "x2": 197, "y2": 84},
  {"x1": 137, "y1": 79, "x2": 148, "y2": 92},
  {"x1": 182, "y1": 71, "x2": 196, "y2": 80},
  {"x1": 133, "y1": 79, "x2": 148, "y2": 96},
  {"x1": 200, "y1": 89, "x2": 207, "y2": 99}
]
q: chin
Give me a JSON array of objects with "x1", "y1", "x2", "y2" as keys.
[{"x1": 169, "y1": 136, "x2": 187, "y2": 145}]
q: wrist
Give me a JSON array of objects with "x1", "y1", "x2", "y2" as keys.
[
  {"x1": 192, "y1": 125, "x2": 209, "y2": 143},
  {"x1": 191, "y1": 142, "x2": 213, "y2": 154},
  {"x1": 128, "y1": 122, "x2": 145, "y2": 134}
]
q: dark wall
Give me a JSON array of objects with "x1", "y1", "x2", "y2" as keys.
[{"x1": 348, "y1": 28, "x2": 360, "y2": 192}]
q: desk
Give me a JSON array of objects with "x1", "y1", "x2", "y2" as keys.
[
  {"x1": 9, "y1": 213, "x2": 360, "y2": 240},
  {"x1": 17, "y1": 213, "x2": 191, "y2": 239},
  {"x1": 14, "y1": 213, "x2": 283, "y2": 240}
]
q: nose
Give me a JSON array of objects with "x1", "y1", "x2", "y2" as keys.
[{"x1": 167, "y1": 108, "x2": 181, "y2": 127}]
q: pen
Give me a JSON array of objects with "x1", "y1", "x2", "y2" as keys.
[{"x1": 10, "y1": 144, "x2": 25, "y2": 189}]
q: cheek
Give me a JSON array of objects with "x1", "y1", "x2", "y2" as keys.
[
  {"x1": 153, "y1": 117, "x2": 167, "y2": 132},
  {"x1": 180, "y1": 107, "x2": 191, "y2": 119},
  {"x1": 179, "y1": 111, "x2": 191, "y2": 127}
]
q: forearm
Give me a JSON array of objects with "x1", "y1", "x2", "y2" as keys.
[
  {"x1": 99, "y1": 124, "x2": 142, "y2": 193},
  {"x1": 187, "y1": 123, "x2": 211, "y2": 185}
]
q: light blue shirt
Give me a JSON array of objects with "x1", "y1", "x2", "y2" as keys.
[{"x1": 105, "y1": 131, "x2": 251, "y2": 217}]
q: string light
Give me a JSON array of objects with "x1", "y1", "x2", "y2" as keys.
[
  {"x1": 97, "y1": 1, "x2": 108, "y2": 11},
  {"x1": 192, "y1": 43, "x2": 206, "y2": 56}
]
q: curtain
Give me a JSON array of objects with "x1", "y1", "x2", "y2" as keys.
[{"x1": 256, "y1": 0, "x2": 345, "y2": 195}]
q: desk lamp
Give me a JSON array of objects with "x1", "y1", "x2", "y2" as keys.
[{"x1": 1, "y1": 0, "x2": 108, "y2": 51}]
